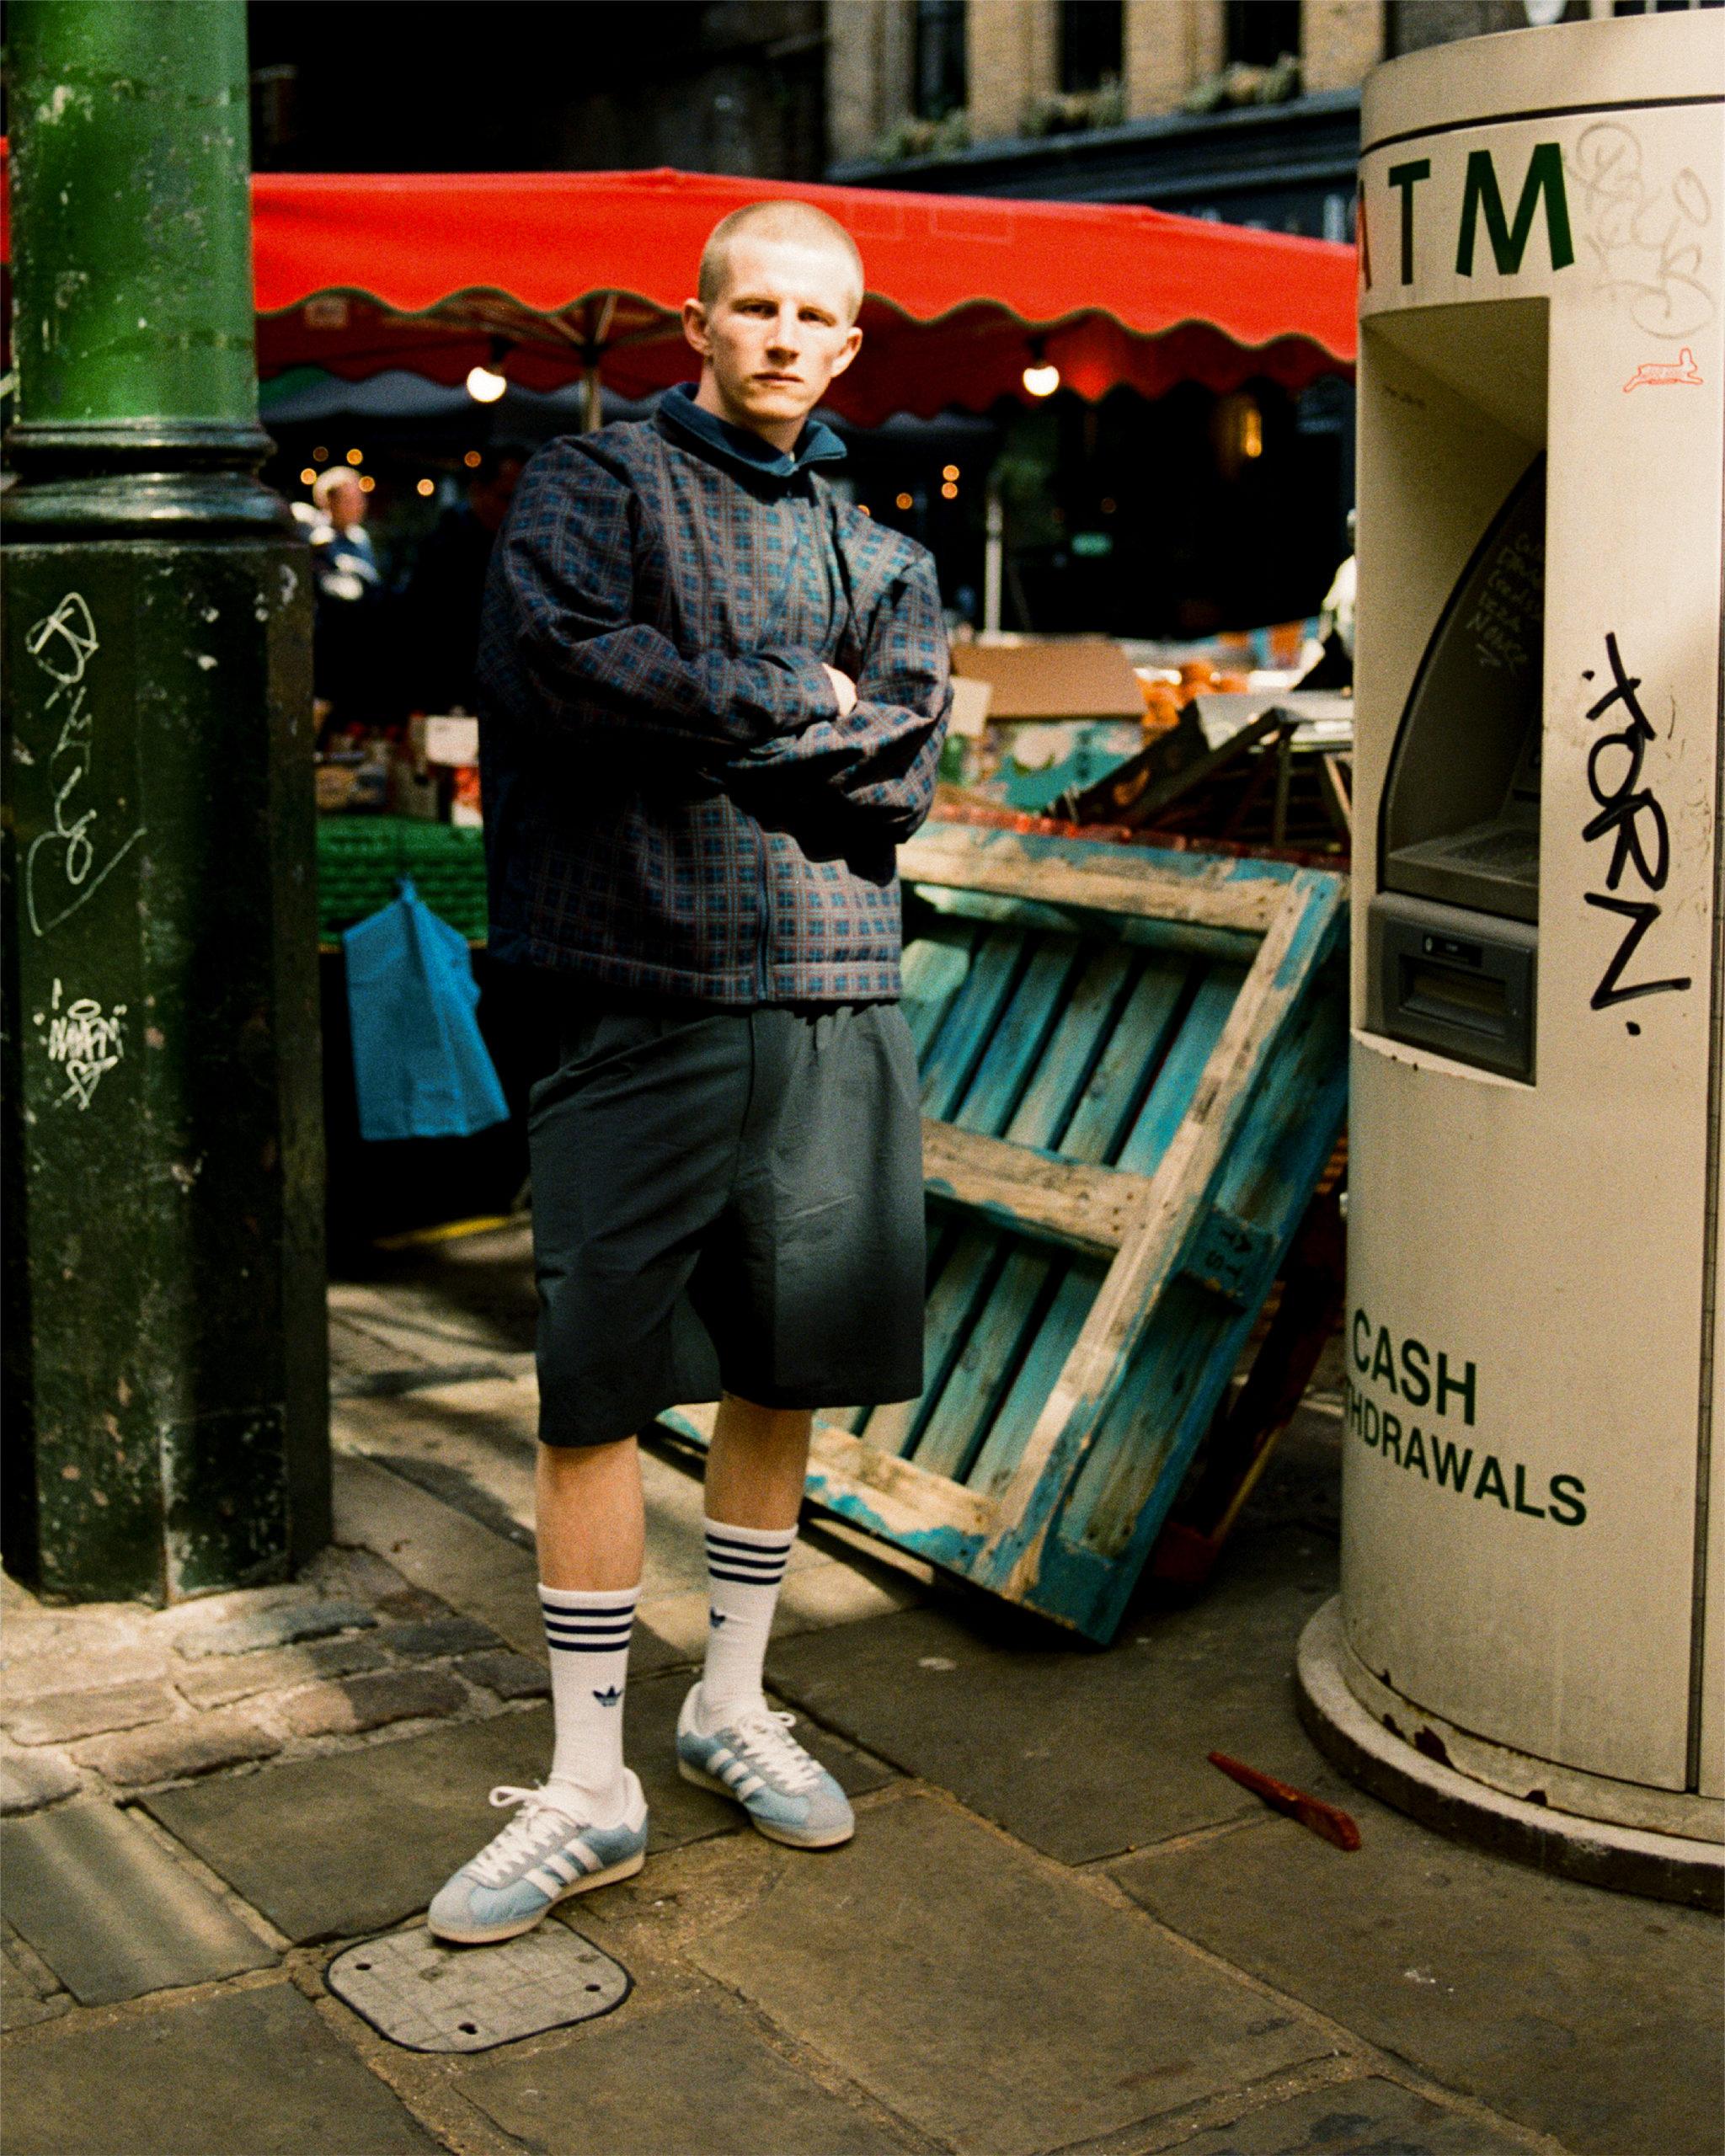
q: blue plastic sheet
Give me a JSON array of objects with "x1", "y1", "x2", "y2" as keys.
[{"x1": 342, "y1": 878, "x2": 510, "y2": 1142}]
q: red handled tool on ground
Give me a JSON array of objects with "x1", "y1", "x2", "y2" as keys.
[{"x1": 1207, "y1": 1751, "x2": 1361, "y2": 1850}]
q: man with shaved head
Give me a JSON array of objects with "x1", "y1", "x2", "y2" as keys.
[{"x1": 430, "y1": 201, "x2": 949, "y2": 1944}]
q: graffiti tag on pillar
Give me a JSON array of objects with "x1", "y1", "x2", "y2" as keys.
[
  {"x1": 22, "y1": 591, "x2": 147, "y2": 938},
  {"x1": 32, "y1": 978, "x2": 127, "y2": 1112},
  {"x1": 1581, "y1": 631, "x2": 1692, "y2": 1022}
]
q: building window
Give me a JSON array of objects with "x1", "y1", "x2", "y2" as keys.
[
  {"x1": 1060, "y1": 0, "x2": 1124, "y2": 93},
  {"x1": 1225, "y1": 0, "x2": 1300, "y2": 64},
  {"x1": 913, "y1": 0, "x2": 968, "y2": 120}
]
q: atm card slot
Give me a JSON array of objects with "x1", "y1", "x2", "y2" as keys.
[
  {"x1": 1399, "y1": 958, "x2": 1508, "y2": 1038},
  {"x1": 1367, "y1": 890, "x2": 1536, "y2": 1083}
]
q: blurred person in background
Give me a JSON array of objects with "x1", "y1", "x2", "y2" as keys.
[
  {"x1": 400, "y1": 445, "x2": 528, "y2": 714},
  {"x1": 305, "y1": 464, "x2": 387, "y2": 734}
]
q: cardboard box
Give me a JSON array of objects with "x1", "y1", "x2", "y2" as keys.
[{"x1": 950, "y1": 638, "x2": 1145, "y2": 722}]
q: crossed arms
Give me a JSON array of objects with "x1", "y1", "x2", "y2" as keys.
[{"x1": 489, "y1": 436, "x2": 949, "y2": 844}]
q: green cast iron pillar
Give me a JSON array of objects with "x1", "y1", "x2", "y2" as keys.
[{"x1": 2, "y1": 0, "x2": 329, "y2": 1601}]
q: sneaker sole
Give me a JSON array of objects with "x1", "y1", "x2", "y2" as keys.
[
  {"x1": 426, "y1": 1847, "x2": 646, "y2": 1946},
  {"x1": 676, "y1": 1757, "x2": 855, "y2": 1849}
]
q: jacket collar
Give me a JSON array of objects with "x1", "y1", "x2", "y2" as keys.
[{"x1": 654, "y1": 381, "x2": 846, "y2": 488}]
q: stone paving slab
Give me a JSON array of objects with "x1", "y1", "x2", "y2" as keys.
[
  {"x1": 274, "y1": 1666, "x2": 467, "y2": 1739},
  {"x1": 1176, "y1": 2077, "x2": 1540, "y2": 2154},
  {"x1": 766, "y1": 1518, "x2": 1344, "y2": 1865},
  {"x1": 686, "y1": 1792, "x2": 1329, "y2": 2156},
  {"x1": 0, "y1": 1980, "x2": 443, "y2": 2155},
  {"x1": 142, "y1": 1671, "x2": 892, "y2": 1944},
  {"x1": 1113, "y1": 1805, "x2": 1725, "y2": 2156},
  {"x1": 146, "y1": 1709, "x2": 561, "y2": 1943},
  {"x1": 455, "y1": 1649, "x2": 549, "y2": 1700},
  {"x1": 331, "y1": 1453, "x2": 682, "y2": 1678},
  {"x1": 2, "y1": 1800, "x2": 276, "y2": 2004},
  {"x1": 174, "y1": 1599, "x2": 377, "y2": 1659},
  {"x1": 71, "y1": 1707, "x2": 281, "y2": 1790},
  {"x1": 3, "y1": 1681, "x2": 179, "y2": 1748},
  {"x1": 2, "y1": 1941, "x2": 67, "y2": 2031},
  {"x1": 0, "y1": 1745, "x2": 81, "y2": 1816},
  {"x1": 169, "y1": 1635, "x2": 389, "y2": 1710},
  {"x1": 456, "y1": 1993, "x2": 923, "y2": 2156}
]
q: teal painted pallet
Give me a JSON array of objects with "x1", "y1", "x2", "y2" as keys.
[{"x1": 665, "y1": 820, "x2": 1348, "y2": 1642}]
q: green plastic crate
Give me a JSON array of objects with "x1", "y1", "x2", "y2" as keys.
[{"x1": 316, "y1": 817, "x2": 489, "y2": 943}]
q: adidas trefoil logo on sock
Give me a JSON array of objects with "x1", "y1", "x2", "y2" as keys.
[
  {"x1": 709, "y1": 1611, "x2": 727, "y2": 1628},
  {"x1": 592, "y1": 1684, "x2": 624, "y2": 1707}
]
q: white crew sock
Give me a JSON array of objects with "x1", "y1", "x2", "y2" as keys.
[
  {"x1": 694, "y1": 1517, "x2": 797, "y2": 1732},
  {"x1": 540, "y1": 1581, "x2": 637, "y2": 1825}
]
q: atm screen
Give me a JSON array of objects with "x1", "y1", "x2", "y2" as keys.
[{"x1": 1379, "y1": 456, "x2": 1546, "y2": 926}]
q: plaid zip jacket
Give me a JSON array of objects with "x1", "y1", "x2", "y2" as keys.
[{"x1": 475, "y1": 402, "x2": 950, "y2": 1003}]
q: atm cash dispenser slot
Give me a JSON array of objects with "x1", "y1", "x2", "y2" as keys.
[{"x1": 1368, "y1": 457, "x2": 1545, "y2": 1082}]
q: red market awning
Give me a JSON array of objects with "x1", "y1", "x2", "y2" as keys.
[
  {"x1": 253, "y1": 167, "x2": 1355, "y2": 424},
  {"x1": 1, "y1": 154, "x2": 1356, "y2": 424}
]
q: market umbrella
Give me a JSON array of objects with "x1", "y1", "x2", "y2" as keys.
[{"x1": 248, "y1": 167, "x2": 1356, "y2": 426}]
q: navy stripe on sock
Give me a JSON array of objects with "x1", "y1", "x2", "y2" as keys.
[
  {"x1": 708, "y1": 1565, "x2": 788, "y2": 1586},
  {"x1": 542, "y1": 1617, "x2": 634, "y2": 1636},
  {"x1": 703, "y1": 1542, "x2": 788, "y2": 1565},
  {"x1": 545, "y1": 1637, "x2": 635, "y2": 1652},
  {"x1": 704, "y1": 1530, "x2": 793, "y2": 1556}
]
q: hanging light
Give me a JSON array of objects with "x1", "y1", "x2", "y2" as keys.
[
  {"x1": 467, "y1": 337, "x2": 510, "y2": 404},
  {"x1": 416, "y1": 478, "x2": 435, "y2": 498},
  {"x1": 344, "y1": 447, "x2": 364, "y2": 467},
  {"x1": 1023, "y1": 340, "x2": 1060, "y2": 398}
]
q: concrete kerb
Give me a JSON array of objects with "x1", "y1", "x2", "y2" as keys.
[{"x1": 1296, "y1": 1598, "x2": 1725, "y2": 1913}]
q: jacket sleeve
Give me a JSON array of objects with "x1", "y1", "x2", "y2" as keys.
[
  {"x1": 479, "y1": 437, "x2": 838, "y2": 757},
  {"x1": 723, "y1": 548, "x2": 951, "y2": 843}
]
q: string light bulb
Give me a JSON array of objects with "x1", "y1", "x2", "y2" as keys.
[
  {"x1": 1023, "y1": 360, "x2": 1060, "y2": 398},
  {"x1": 416, "y1": 478, "x2": 435, "y2": 497},
  {"x1": 345, "y1": 447, "x2": 364, "y2": 467},
  {"x1": 299, "y1": 467, "x2": 316, "y2": 486},
  {"x1": 466, "y1": 364, "x2": 506, "y2": 403}
]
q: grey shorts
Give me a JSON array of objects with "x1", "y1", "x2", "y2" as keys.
[{"x1": 528, "y1": 988, "x2": 927, "y2": 1448}]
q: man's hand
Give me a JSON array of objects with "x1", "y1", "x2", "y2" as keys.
[{"x1": 822, "y1": 664, "x2": 858, "y2": 718}]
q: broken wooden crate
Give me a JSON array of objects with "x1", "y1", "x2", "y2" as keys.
[{"x1": 665, "y1": 820, "x2": 1348, "y2": 1643}]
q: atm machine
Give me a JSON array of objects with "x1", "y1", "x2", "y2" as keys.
[{"x1": 1297, "y1": 10, "x2": 1724, "y2": 1905}]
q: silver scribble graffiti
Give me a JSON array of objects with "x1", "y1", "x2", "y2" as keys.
[
  {"x1": 1570, "y1": 122, "x2": 1713, "y2": 341},
  {"x1": 22, "y1": 590, "x2": 148, "y2": 937}
]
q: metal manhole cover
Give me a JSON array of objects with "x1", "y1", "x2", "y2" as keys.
[{"x1": 326, "y1": 1920, "x2": 631, "y2": 2052}]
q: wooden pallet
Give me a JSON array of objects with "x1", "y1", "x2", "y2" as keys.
[{"x1": 664, "y1": 821, "x2": 1348, "y2": 1642}]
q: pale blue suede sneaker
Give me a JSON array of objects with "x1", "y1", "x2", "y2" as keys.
[
  {"x1": 426, "y1": 1774, "x2": 648, "y2": 1945},
  {"x1": 676, "y1": 1688, "x2": 854, "y2": 1849}
]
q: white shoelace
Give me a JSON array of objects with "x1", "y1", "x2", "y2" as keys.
[
  {"x1": 726, "y1": 1706, "x2": 825, "y2": 1794},
  {"x1": 467, "y1": 1784, "x2": 577, "y2": 1886}
]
